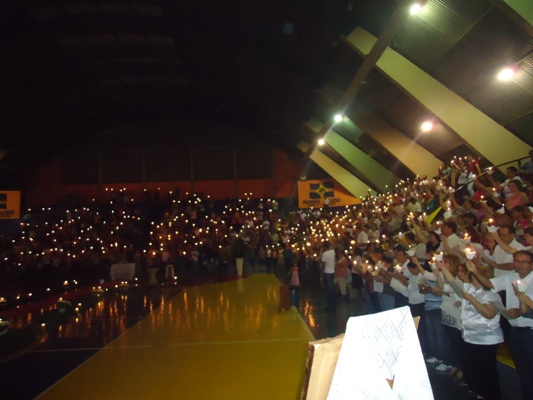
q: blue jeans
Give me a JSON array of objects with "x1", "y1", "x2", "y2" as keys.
[
  {"x1": 425, "y1": 308, "x2": 451, "y2": 364},
  {"x1": 364, "y1": 290, "x2": 381, "y2": 314},
  {"x1": 378, "y1": 292, "x2": 395, "y2": 311}
]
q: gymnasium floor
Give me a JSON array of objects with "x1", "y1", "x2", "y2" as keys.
[{"x1": 0, "y1": 266, "x2": 523, "y2": 400}]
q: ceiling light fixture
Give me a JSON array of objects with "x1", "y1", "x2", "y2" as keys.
[
  {"x1": 334, "y1": 114, "x2": 343, "y2": 123},
  {"x1": 318, "y1": 138, "x2": 325, "y2": 146},
  {"x1": 409, "y1": 3, "x2": 422, "y2": 15},
  {"x1": 497, "y1": 67, "x2": 515, "y2": 81},
  {"x1": 420, "y1": 120, "x2": 433, "y2": 132}
]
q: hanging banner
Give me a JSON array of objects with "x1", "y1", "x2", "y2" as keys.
[
  {"x1": 297, "y1": 180, "x2": 361, "y2": 209},
  {"x1": 0, "y1": 191, "x2": 21, "y2": 219}
]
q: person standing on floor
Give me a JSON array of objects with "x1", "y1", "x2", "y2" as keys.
[
  {"x1": 468, "y1": 250, "x2": 533, "y2": 400},
  {"x1": 448, "y1": 262, "x2": 502, "y2": 400},
  {"x1": 321, "y1": 241, "x2": 336, "y2": 312},
  {"x1": 335, "y1": 249, "x2": 350, "y2": 300}
]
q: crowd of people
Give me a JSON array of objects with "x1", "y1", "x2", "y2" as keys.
[
  {"x1": 321, "y1": 151, "x2": 533, "y2": 400},
  {"x1": 1, "y1": 150, "x2": 533, "y2": 400}
]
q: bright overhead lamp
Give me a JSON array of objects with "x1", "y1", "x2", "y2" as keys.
[
  {"x1": 497, "y1": 67, "x2": 515, "y2": 81},
  {"x1": 334, "y1": 114, "x2": 343, "y2": 123},
  {"x1": 318, "y1": 138, "x2": 325, "y2": 146},
  {"x1": 420, "y1": 120, "x2": 433, "y2": 132},
  {"x1": 409, "y1": 3, "x2": 422, "y2": 15}
]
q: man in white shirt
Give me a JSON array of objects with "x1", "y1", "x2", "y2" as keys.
[
  {"x1": 488, "y1": 225, "x2": 526, "y2": 278},
  {"x1": 404, "y1": 232, "x2": 428, "y2": 261},
  {"x1": 438, "y1": 221, "x2": 464, "y2": 257},
  {"x1": 469, "y1": 250, "x2": 533, "y2": 400},
  {"x1": 321, "y1": 242, "x2": 336, "y2": 312},
  {"x1": 405, "y1": 197, "x2": 422, "y2": 213},
  {"x1": 389, "y1": 246, "x2": 411, "y2": 308},
  {"x1": 355, "y1": 224, "x2": 369, "y2": 248}
]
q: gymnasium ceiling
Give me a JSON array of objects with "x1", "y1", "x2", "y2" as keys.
[{"x1": 1, "y1": 0, "x2": 532, "y2": 192}]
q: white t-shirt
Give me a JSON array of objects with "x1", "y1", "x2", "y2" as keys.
[
  {"x1": 321, "y1": 248, "x2": 335, "y2": 273},
  {"x1": 438, "y1": 233, "x2": 463, "y2": 254},
  {"x1": 407, "y1": 275, "x2": 425, "y2": 305},
  {"x1": 357, "y1": 231, "x2": 369, "y2": 246},
  {"x1": 493, "y1": 239, "x2": 526, "y2": 277},
  {"x1": 461, "y1": 284, "x2": 503, "y2": 345},
  {"x1": 491, "y1": 270, "x2": 533, "y2": 328}
]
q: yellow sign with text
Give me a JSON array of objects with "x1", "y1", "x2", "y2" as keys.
[
  {"x1": 0, "y1": 191, "x2": 21, "y2": 219},
  {"x1": 297, "y1": 180, "x2": 361, "y2": 208}
]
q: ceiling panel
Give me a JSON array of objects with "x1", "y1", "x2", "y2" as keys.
[{"x1": 0, "y1": 0, "x2": 532, "y2": 189}]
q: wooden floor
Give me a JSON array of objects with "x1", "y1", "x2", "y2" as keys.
[{"x1": 35, "y1": 275, "x2": 315, "y2": 400}]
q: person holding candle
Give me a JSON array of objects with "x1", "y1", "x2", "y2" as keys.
[
  {"x1": 354, "y1": 224, "x2": 368, "y2": 248},
  {"x1": 434, "y1": 256, "x2": 464, "y2": 380},
  {"x1": 441, "y1": 260, "x2": 503, "y2": 400},
  {"x1": 370, "y1": 247, "x2": 395, "y2": 311},
  {"x1": 486, "y1": 166, "x2": 523, "y2": 199},
  {"x1": 349, "y1": 248, "x2": 365, "y2": 301},
  {"x1": 411, "y1": 256, "x2": 452, "y2": 372},
  {"x1": 384, "y1": 259, "x2": 425, "y2": 319},
  {"x1": 467, "y1": 250, "x2": 533, "y2": 400},
  {"x1": 491, "y1": 179, "x2": 529, "y2": 210},
  {"x1": 352, "y1": 254, "x2": 381, "y2": 313},
  {"x1": 465, "y1": 155, "x2": 482, "y2": 197},
  {"x1": 490, "y1": 226, "x2": 533, "y2": 255},
  {"x1": 424, "y1": 231, "x2": 441, "y2": 259},
  {"x1": 509, "y1": 206, "x2": 531, "y2": 234},
  {"x1": 485, "y1": 224, "x2": 527, "y2": 278},
  {"x1": 405, "y1": 196, "x2": 422, "y2": 213},
  {"x1": 403, "y1": 231, "x2": 428, "y2": 261},
  {"x1": 513, "y1": 282, "x2": 533, "y2": 319},
  {"x1": 390, "y1": 245, "x2": 411, "y2": 308},
  {"x1": 438, "y1": 220, "x2": 464, "y2": 258}
]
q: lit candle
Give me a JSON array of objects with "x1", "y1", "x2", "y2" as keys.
[
  {"x1": 513, "y1": 280, "x2": 526, "y2": 292},
  {"x1": 464, "y1": 248, "x2": 476, "y2": 260}
]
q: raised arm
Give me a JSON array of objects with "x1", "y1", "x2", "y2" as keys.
[
  {"x1": 465, "y1": 260, "x2": 494, "y2": 289},
  {"x1": 435, "y1": 259, "x2": 455, "y2": 283},
  {"x1": 412, "y1": 223, "x2": 429, "y2": 244},
  {"x1": 411, "y1": 256, "x2": 426, "y2": 276},
  {"x1": 513, "y1": 285, "x2": 533, "y2": 316},
  {"x1": 490, "y1": 231, "x2": 519, "y2": 254}
]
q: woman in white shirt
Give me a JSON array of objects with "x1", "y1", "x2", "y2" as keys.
[{"x1": 441, "y1": 262, "x2": 503, "y2": 400}]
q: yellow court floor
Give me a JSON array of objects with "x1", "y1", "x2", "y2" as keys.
[{"x1": 36, "y1": 275, "x2": 315, "y2": 400}]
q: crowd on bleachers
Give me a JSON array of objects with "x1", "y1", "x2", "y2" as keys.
[{"x1": 1, "y1": 150, "x2": 533, "y2": 400}]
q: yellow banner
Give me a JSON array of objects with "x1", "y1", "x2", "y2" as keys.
[
  {"x1": 297, "y1": 180, "x2": 361, "y2": 208},
  {"x1": 0, "y1": 191, "x2": 21, "y2": 219}
]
